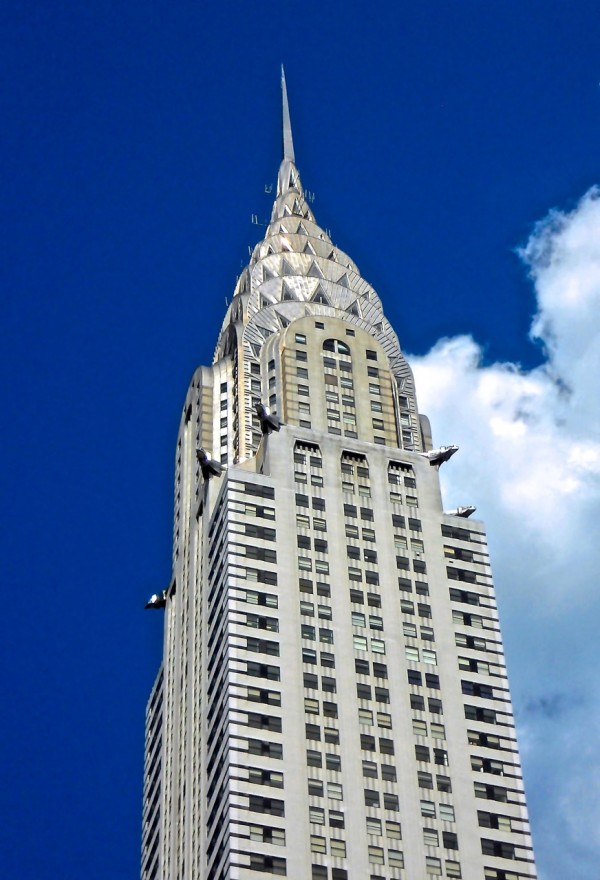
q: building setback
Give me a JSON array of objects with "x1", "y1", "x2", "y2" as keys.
[{"x1": 141, "y1": 72, "x2": 537, "y2": 880}]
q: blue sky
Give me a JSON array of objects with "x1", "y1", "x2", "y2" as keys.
[{"x1": 2, "y1": 2, "x2": 600, "y2": 878}]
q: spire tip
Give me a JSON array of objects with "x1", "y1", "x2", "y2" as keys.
[{"x1": 281, "y1": 66, "x2": 295, "y2": 163}]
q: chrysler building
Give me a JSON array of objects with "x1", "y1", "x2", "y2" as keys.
[{"x1": 141, "y1": 71, "x2": 537, "y2": 880}]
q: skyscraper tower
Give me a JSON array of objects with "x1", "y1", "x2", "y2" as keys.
[{"x1": 141, "y1": 72, "x2": 537, "y2": 880}]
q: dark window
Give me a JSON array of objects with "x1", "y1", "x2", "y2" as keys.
[
  {"x1": 355, "y1": 658, "x2": 370, "y2": 675},
  {"x1": 302, "y1": 648, "x2": 317, "y2": 664},
  {"x1": 447, "y1": 567, "x2": 477, "y2": 584},
  {"x1": 248, "y1": 795, "x2": 285, "y2": 816},
  {"x1": 246, "y1": 713, "x2": 282, "y2": 732},
  {"x1": 379, "y1": 737, "x2": 395, "y2": 755},
  {"x1": 381, "y1": 764, "x2": 397, "y2": 782},
  {"x1": 465, "y1": 705, "x2": 496, "y2": 724},
  {"x1": 247, "y1": 661, "x2": 280, "y2": 681},
  {"x1": 363, "y1": 760, "x2": 378, "y2": 778},
  {"x1": 481, "y1": 839, "x2": 515, "y2": 859},
  {"x1": 462, "y1": 681, "x2": 494, "y2": 699},
  {"x1": 434, "y1": 749, "x2": 448, "y2": 766},
  {"x1": 415, "y1": 745, "x2": 430, "y2": 762},
  {"x1": 326, "y1": 754, "x2": 341, "y2": 771},
  {"x1": 249, "y1": 854, "x2": 286, "y2": 874},
  {"x1": 418, "y1": 771, "x2": 433, "y2": 789},
  {"x1": 243, "y1": 483, "x2": 275, "y2": 499},
  {"x1": 474, "y1": 783, "x2": 508, "y2": 802},
  {"x1": 360, "y1": 734, "x2": 376, "y2": 751},
  {"x1": 441, "y1": 524, "x2": 473, "y2": 541},
  {"x1": 436, "y1": 774, "x2": 452, "y2": 792},
  {"x1": 364, "y1": 789, "x2": 380, "y2": 807},
  {"x1": 383, "y1": 793, "x2": 399, "y2": 811},
  {"x1": 449, "y1": 587, "x2": 480, "y2": 605},
  {"x1": 375, "y1": 687, "x2": 389, "y2": 704},
  {"x1": 246, "y1": 637, "x2": 280, "y2": 656}
]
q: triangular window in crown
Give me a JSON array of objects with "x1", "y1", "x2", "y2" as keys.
[
  {"x1": 293, "y1": 198, "x2": 304, "y2": 216},
  {"x1": 283, "y1": 204, "x2": 292, "y2": 216},
  {"x1": 347, "y1": 300, "x2": 361, "y2": 317},
  {"x1": 258, "y1": 325, "x2": 274, "y2": 339},
  {"x1": 279, "y1": 224, "x2": 289, "y2": 234},
  {"x1": 281, "y1": 259, "x2": 295, "y2": 276},
  {"x1": 338, "y1": 273, "x2": 349, "y2": 288},
  {"x1": 297, "y1": 222, "x2": 309, "y2": 235},
  {"x1": 276, "y1": 311, "x2": 290, "y2": 327},
  {"x1": 250, "y1": 343, "x2": 262, "y2": 358},
  {"x1": 261, "y1": 295, "x2": 272, "y2": 309},
  {"x1": 281, "y1": 281, "x2": 298, "y2": 302},
  {"x1": 303, "y1": 241, "x2": 316, "y2": 255},
  {"x1": 266, "y1": 245, "x2": 275, "y2": 256},
  {"x1": 263, "y1": 263, "x2": 277, "y2": 281},
  {"x1": 310, "y1": 284, "x2": 332, "y2": 306},
  {"x1": 307, "y1": 260, "x2": 324, "y2": 278},
  {"x1": 328, "y1": 249, "x2": 337, "y2": 262}
]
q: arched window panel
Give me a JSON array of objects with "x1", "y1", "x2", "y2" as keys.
[{"x1": 323, "y1": 339, "x2": 351, "y2": 356}]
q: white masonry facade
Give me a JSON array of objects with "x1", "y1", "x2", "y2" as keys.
[{"x1": 141, "y1": 74, "x2": 537, "y2": 880}]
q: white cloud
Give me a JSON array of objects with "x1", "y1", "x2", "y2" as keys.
[{"x1": 409, "y1": 187, "x2": 600, "y2": 880}]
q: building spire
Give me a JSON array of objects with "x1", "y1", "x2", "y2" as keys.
[{"x1": 281, "y1": 66, "x2": 295, "y2": 163}]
